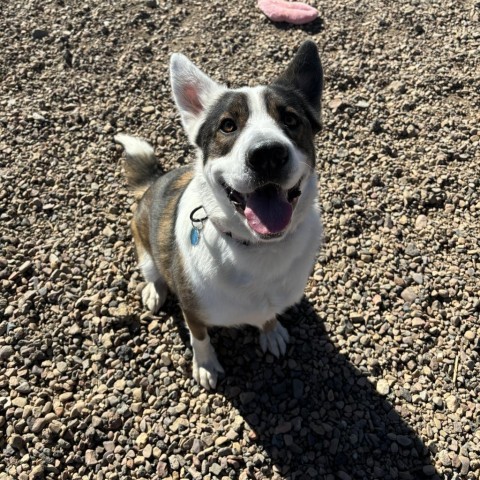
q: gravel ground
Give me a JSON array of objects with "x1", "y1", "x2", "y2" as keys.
[{"x1": 1, "y1": 1, "x2": 479, "y2": 479}]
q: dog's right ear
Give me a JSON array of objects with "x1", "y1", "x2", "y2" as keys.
[{"x1": 170, "y1": 54, "x2": 225, "y2": 142}]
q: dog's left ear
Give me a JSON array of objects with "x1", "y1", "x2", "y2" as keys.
[
  {"x1": 170, "y1": 53, "x2": 226, "y2": 142},
  {"x1": 274, "y1": 40, "x2": 323, "y2": 127}
]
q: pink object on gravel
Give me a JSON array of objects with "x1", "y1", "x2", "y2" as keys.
[{"x1": 258, "y1": 0, "x2": 319, "y2": 25}]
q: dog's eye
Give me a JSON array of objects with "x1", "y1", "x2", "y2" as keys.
[
  {"x1": 219, "y1": 118, "x2": 237, "y2": 134},
  {"x1": 283, "y1": 112, "x2": 299, "y2": 129}
]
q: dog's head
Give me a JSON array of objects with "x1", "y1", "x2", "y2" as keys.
[{"x1": 170, "y1": 41, "x2": 323, "y2": 242}]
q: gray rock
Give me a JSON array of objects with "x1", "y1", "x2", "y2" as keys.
[
  {"x1": 32, "y1": 29, "x2": 49, "y2": 39},
  {"x1": 401, "y1": 287, "x2": 418, "y2": 303},
  {"x1": 31, "y1": 417, "x2": 49, "y2": 433},
  {"x1": 445, "y1": 395, "x2": 459, "y2": 412},
  {"x1": 404, "y1": 243, "x2": 421, "y2": 257},
  {"x1": 0, "y1": 345, "x2": 15, "y2": 360},
  {"x1": 30, "y1": 464, "x2": 44, "y2": 479},
  {"x1": 210, "y1": 463, "x2": 223, "y2": 476},
  {"x1": 9, "y1": 433, "x2": 25, "y2": 450}
]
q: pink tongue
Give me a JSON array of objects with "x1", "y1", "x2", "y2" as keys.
[{"x1": 244, "y1": 185, "x2": 293, "y2": 235}]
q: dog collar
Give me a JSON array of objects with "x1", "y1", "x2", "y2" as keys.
[
  {"x1": 222, "y1": 230, "x2": 251, "y2": 247},
  {"x1": 189, "y1": 206, "x2": 251, "y2": 247}
]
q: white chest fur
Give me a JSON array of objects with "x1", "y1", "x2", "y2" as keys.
[{"x1": 176, "y1": 178, "x2": 322, "y2": 328}]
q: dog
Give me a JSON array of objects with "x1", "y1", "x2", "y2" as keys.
[{"x1": 115, "y1": 40, "x2": 323, "y2": 390}]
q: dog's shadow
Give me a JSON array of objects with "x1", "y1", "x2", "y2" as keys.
[{"x1": 203, "y1": 297, "x2": 442, "y2": 480}]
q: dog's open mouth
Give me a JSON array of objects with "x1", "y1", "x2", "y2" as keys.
[{"x1": 221, "y1": 180, "x2": 302, "y2": 237}]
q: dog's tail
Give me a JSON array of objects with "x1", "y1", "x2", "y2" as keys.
[{"x1": 114, "y1": 133, "x2": 162, "y2": 199}]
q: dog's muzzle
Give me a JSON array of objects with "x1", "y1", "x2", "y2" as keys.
[{"x1": 221, "y1": 177, "x2": 302, "y2": 240}]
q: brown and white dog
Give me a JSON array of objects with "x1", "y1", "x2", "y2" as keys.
[{"x1": 115, "y1": 41, "x2": 323, "y2": 390}]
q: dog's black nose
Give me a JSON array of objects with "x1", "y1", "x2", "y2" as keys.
[{"x1": 247, "y1": 143, "x2": 289, "y2": 177}]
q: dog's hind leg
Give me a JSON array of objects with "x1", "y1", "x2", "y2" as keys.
[{"x1": 139, "y1": 253, "x2": 168, "y2": 313}]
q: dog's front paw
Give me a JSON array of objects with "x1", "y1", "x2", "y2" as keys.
[
  {"x1": 141, "y1": 282, "x2": 166, "y2": 313},
  {"x1": 192, "y1": 355, "x2": 224, "y2": 390},
  {"x1": 260, "y1": 321, "x2": 290, "y2": 358}
]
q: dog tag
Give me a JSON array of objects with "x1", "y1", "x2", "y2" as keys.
[
  {"x1": 189, "y1": 205, "x2": 207, "y2": 246},
  {"x1": 190, "y1": 227, "x2": 200, "y2": 246}
]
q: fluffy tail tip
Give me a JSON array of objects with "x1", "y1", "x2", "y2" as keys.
[
  {"x1": 114, "y1": 133, "x2": 160, "y2": 199},
  {"x1": 114, "y1": 133, "x2": 154, "y2": 158}
]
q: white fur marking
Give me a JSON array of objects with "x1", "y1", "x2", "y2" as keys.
[{"x1": 176, "y1": 177, "x2": 322, "y2": 329}]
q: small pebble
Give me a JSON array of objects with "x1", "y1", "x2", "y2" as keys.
[{"x1": 376, "y1": 379, "x2": 390, "y2": 396}]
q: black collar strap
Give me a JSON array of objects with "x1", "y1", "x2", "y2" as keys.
[{"x1": 222, "y1": 230, "x2": 251, "y2": 247}]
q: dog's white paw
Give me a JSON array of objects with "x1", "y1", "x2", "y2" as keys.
[
  {"x1": 141, "y1": 282, "x2": 166, "y2": 313},
  {"x1": 189, "y1": 328, "x2": 224, "y2": 390},
  {"x1": 192, "y1": 352, "x2": 224, "y2": 390},
  {"x1": 260, "y1": 321, "x2": 290, "y2": 358}
]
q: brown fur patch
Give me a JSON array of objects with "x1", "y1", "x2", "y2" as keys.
[
  {"x1": 131, "y1": 184, "x2": 151, "y2": 200},
  {"x1": 155, "y1": 169, "x2": 193, "y2": 290},
  {"x1": 264, "y1": 88, "x2": 317, "y2": 168},
  {"x1": 131, "y1": 216, "x2": 147, "y2": 263},
  {"x1": 183, "y1": 310, "x2": 207, "y2": 340},
  {"x1": 195, "y1": 92, "x2": 250, "y2": 162},
  {"x1": 131, "y1": 187, "x2": 155, "y2": 260}
]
